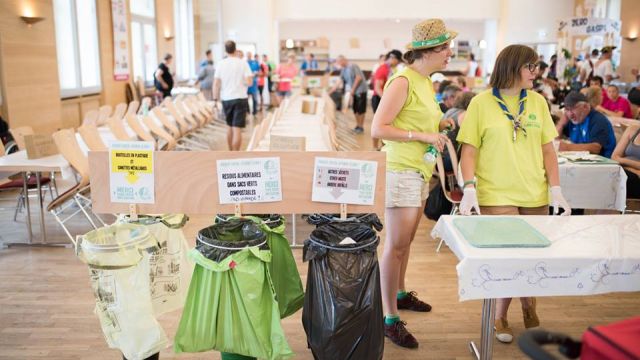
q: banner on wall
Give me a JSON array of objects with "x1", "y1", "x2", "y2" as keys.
[
  {"x1": 556, "y1": 17, "x2": 621, "y2": 83},
  {"x1": 111, "y1": 0, "x2": 130, "y2": 81}
]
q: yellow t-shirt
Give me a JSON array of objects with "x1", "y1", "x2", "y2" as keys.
[
  {"x1": 456, "y1": 89, "x2": 558, "y2": 207},
  {"x1": 382, "y1": 67, "x2": 442, "y2": 180}
]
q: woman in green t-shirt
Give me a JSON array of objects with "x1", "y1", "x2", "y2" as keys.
[
  {"x1": 371, "y1": 19, "x2": 456, "y2": 349},
  {"x1": 457, "y1": 45, "x2": 572, "y2": 344}
]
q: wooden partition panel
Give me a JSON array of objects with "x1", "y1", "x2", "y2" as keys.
[{"x1": 89, "y1": 151, "x2": 386, "y2": 215}]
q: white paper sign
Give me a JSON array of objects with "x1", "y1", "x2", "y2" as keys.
[
  {"x1": 109, "y1": 141, "x2": 155, "y2": 203},
  {"x1": 111, "y1": 0, "x2": 130, "y2": 81},
  {"x1": 217, "y1": 157, "x2": 282, "y2": 204},
  {"x1": 312, "y1": 157, "x2": 377, "y2": 205}
]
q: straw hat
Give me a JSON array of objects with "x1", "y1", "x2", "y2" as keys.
[{"x1": 407, "y1": 19, "x2": 458, "y2": 50}]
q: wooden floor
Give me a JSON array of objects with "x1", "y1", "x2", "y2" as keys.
[{"x1": 1, "y1": 108, "x2": 639, "y2": 360}]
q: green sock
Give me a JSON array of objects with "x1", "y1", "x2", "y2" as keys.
[
  {"x1": 397, "y1": 290, "x2": 408, "y2": 300},
  {"x1": 385, "y1": 314, "x2": 400, "y2": 326}
]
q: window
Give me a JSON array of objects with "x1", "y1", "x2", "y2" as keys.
[
  {"x1": 131, "y1": 0, "x2": 158, "y2": 85},
  {"x1": 174, "y1": 0, "x2": 195, "y2": 80},
  {"x1": 53, "y1": 0, "x2": 101, "y2": 98}
]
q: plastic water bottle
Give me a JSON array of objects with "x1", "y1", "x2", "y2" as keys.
[{"x1": 423, "y1": 127, "x2": 451, "y2": 165}]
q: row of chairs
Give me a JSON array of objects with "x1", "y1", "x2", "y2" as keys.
[{"x1": 48, "y1": 93, "x2": 226, "y2": 242}]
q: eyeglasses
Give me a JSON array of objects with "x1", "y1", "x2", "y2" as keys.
[{"x1": 524, "y1": 63, "x2": 539, "y2": 73}]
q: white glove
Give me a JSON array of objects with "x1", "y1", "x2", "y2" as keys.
[
  {"x1": 551, "y1": 186, "x2": 571, "y2": 216},
  {"x1": 460, "y1": 187, "x2": 481, "y2": 215}
]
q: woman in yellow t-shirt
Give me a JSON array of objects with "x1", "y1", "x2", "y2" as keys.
[
  {"x1": 371, "y1": 19, "x2": 455, "y2": 349},
  {"x1": 457, "y1": 45, "x2": 572, "y2": 344}
]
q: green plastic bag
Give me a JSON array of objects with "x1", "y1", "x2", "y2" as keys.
[
  {"x1": 174, "y1": 220, "x2": 293, "y2": 359},
  {"x1": 245, "y1": 216, "x2": 304, "y2": 319}
]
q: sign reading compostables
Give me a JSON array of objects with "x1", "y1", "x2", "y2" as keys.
[
  {"x1": 216, "y1": 157, "x2": 283, "y2": 204},
  {"x1": 312, "y1": 157, "x2": 377, "y2": 205},
  {"x1": 109, "y1": 141, "x2": 155, "y2": 203}
]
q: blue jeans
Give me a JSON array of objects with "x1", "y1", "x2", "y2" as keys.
[{"x1": 248, "y1": 91, "x2": 259, "y2": 115}]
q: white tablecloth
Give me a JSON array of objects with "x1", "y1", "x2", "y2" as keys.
[
  {"x1": 559, "y1": 162, "x2": 627, "y2": 211},
  {"x1": 431, "y1": 215, "x2": 640, "y2": 301}
]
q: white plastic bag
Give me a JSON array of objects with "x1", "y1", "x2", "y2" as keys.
[{"x1": 145, "y1": 221, "x2": 193, "y2": 316}]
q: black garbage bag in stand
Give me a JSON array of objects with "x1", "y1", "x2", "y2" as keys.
[{"x1": 302, "y1": 221, "x2": 384, "y2": 360}]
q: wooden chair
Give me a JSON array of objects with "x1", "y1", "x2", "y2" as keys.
[
  {"x1": 9, "y1": 126, "x2": 34, "y2": 151},
  {"x1": 82, "y1": 109, "x2": 99, "y2": 126},
  {"x1": 142, "y1": 115, "x2": 176, "y2": 150},
  {"x1": 77, "y1": 124, "x2": 107, "y2": 152},
  {"x1": 125, "y1": 114, "x2": 155, "y2": 146},
  {"x1": 435, "y1": 140, "x2": 462, "y2": 253},
  {"x1": 126, "y1": 100, "x2": 140, "y2": 116},
  {"x1": 111, "y1": 103, "x2": 127, "y2": 122},
  {"x1": 96, "y1": 105, "x2": 113, "y2": 126},
  {"x1": 151, "y1": 107, "x2": 181, "y2": 139},
  {"x1": 163, "y1": 98, "x2": 194, "y2": 134},
  {"x1": 49, "y1": 129, "x2": 103, "y2": 243},
  {"x1": 107, "y1": 117, "x2": 133, "y2": 141}
]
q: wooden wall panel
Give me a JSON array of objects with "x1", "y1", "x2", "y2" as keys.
[
  {"x1": 0, "y1": 0, "x2": 62, "y2": 134},
  {"x1": 620, "y1": 0, "x2": 640, "y2": 83},
  {"x1": 155, "y1": 0, "x2": 176, "y2": 65},
  {"x1": 97, "y1": 0, "x2": 132, "y2": 108}
]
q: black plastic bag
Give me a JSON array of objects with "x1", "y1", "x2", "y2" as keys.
[
  {"x1": 196, "y1": 218, "x2": 267, "y2": 262},
  {"x1": 302, "y1": 222, "x2": 384, "y2": 360},
  {"x1": 304, "y1": 213, "x2": 383, "y2": 231},
  {"x1": 424, "y1": 183, "x2": 452, "y2": 221}
]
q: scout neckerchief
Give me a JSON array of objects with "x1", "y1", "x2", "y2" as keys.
[{"x1": 492, "y1": 87, "x2": 527, "y2": 142}]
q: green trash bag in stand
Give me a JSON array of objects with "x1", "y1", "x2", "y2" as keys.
[
  {"x1": 217, "y1": 214, "x2": 304, "y2": 318},
  {"x1": 173, "y1": 218, "x2": 293, "y2": 359}
]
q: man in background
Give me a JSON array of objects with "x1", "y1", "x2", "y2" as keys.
[
  {"x1": 213, "y1": 40, "x2": 253, "y2": 151},
  {"x1": 556, "y1": 91, "x2": 616, "y2": 158},
  {"x1": 195, "y1": 50, "x2": 215, "y2": 100},
  {"x1": 334, "y1": 55, "x2": 368, "y2": 134},
  {"x1": 246, "y1": 51, "x2": 260, "y2": 116},
  {"x1": 300, "y1": 53, "x2": 319, "y2": 73},
  {"x1": 595, "y1": 46, "x2": 616, "y2": 84}
]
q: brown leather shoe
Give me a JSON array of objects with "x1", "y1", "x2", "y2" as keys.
[
  {"x1": 384, "y1": 320, "x2": 419, "y2": 349},
  {"x1": 494, "y1": 318, "x2": 514, "y2": 343},
  {"x1": 523, "y1": 297, "x2": 540, "y2": 328},
  {"x1": 397, "y1": 291, "x2": 432, "y2": 312}
]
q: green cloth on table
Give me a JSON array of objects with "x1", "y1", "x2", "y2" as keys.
[{"x1": 453, "y1": 217, "x2": 551, "y2": 248}]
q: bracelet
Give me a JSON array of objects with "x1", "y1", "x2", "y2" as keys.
[
  {"x1": 463, "y1": 180, "x2": 476, "y2": 187},
  {"x1": 407, "y1": 131, "x2": 413, "y2": 140}
]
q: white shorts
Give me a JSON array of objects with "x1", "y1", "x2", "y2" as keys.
[{"x1": 385, "y1": 170, "x2": 429, "y2": 208}]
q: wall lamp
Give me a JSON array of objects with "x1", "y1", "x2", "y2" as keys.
[
  {"x1": 20, "y1": 16, "x2": 45, "y2": 28},
  {"x1": 624, "y1": 36, "x2": 637, "y2": 42}
]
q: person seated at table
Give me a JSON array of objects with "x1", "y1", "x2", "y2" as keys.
[
  {"x1": 597, "y1": 84, "x2": 633, "y2": 119},
  {"x1": 611, "y1": 125, "x2": 640, "y2": 199},
  {"x1": 556, "y1": 91, "x2": 616, "y2": 158},
  {"x1": 589, "y1": 75, "x2": 609, "y2": 103},
  {"x1": 439, "y1": 84, "x2": 461, "y2": 113},
  {"x1": 580, "y1": 86, "x2": 603, "y2": 108}
]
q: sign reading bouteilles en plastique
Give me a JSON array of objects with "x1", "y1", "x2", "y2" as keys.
[
  {"x1": 312, "y1": 157, "x2": 377, "y2": 205},
  {"x1": 216, "y1": 157, "x2": 282, "y2": 204},
  {"x1": 109, "y1": 141, "x2": 155, "y2": 203}
]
